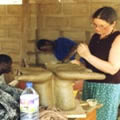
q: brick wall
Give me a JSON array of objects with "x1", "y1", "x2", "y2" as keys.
[
  {"x1": 27, "y1": 0, "x2": 120, "y2": 65},
  {"x1": 0, "y1": 0, "x2": 120, "y2": 68},
  {"x1": 35, "y1": 0, "x2": 120, "y2": 42},
  {"x1": 0, "y1": 5, "x2": 24, "y2": 69}
]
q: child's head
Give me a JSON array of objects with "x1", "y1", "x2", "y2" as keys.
[{"x1": 0, "y1": 54, "x2": 12, "y2": 75}]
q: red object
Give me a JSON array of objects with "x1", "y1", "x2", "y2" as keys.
[
  {"x1": 73, "y1": 80, "x2": 84, "y2": 91},
  {"x1": 17, "y1": 81, "x2": 26, "y2": 89}
]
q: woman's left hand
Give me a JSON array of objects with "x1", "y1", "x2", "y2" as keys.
[{"x1": 77, "y1": 43, "x2": 91, "y2": 59}]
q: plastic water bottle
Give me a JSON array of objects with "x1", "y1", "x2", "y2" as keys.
[{"x1": 20, "y1": 82, "x2": 39, "y2": 120}]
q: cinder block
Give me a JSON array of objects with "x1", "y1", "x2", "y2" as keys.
[
  {"x1": 30, "y1": 4, "x2": 39, "y2": 14},
  {"x1": 63, "y1": 30, "x2": 86, "y2": 42},
  {"x1": 26, "y1": 42, "x2": 36, "y2": 52},
  {"x1": 1, "y1": 42, "x2": 20, "y2": 53},
  {"x1": 6, "y1": 16, "x2": 22, "y2": 25},
  {"x1": 63, "y1": 3, "x2": 90, "y2": 16},
  {"x1": 70, "y1": 16, "x2": 90, "y2": 28},
  {"x1": 0, "y1": 24, "x2": 22, "y2": 31},
  {"x1": 29, "y1": 0, "x2": 38, "y2": 4},
  {"x1": 29, "y1": 30, "x2": 37, "y2": 40},
  {"x1": 45, "y1": 16, "x2": 69, "y2": 28},
  {"x1": 39, "y1": 29, "x2": 60, "y2": 40},
  {"x1": 30, "y1": 15, "x2": 37, "y2": 29},
  {"x1": 0, "y1": 6, "x2": 6, "y2": 16},
  {"x1": 10, "y1": 53, "x2": 21, "y2": 63},
  {"x1": 39, "y1": 4, "x2": 61, "y2": 15},
  {"x1": 7, "y1": 6, "x2": 23, "y2": 16},
  {"x1": 8, "y1": 30, "x2": 22, "y2": 39},
  {"x1": 0, "y1": 29, "x2": 8, "y2": 37},
  {"x1": 0, "y1": 16, "x2": 22, "y2": 25}
]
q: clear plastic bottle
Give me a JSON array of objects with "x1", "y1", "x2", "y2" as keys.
[{"x1": 20, "y1": 82, "x2": 39, "y2": 120}]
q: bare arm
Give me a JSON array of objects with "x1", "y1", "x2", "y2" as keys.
[{"x1": 77, "y1": 35, "x2": 120, "y2": 75}]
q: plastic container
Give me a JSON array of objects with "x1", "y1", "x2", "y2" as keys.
[
  {"x1": 20, "y1": 82, "x2": 39, "y2": 120},
  {"x1": 86, "y1": 99, "x2": 97, "y2": 107}
]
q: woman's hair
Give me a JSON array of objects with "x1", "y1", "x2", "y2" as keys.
[
  {"x1": 92, "y1": 6, "x2": 117, "y2": 24},
  {"x1": 36, "y1": 39, "x2": 54, "y2": 50}
]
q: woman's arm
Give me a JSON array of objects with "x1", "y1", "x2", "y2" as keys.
[{"x1": 77, "y1": 35, "x2": 120, "y2": 75}]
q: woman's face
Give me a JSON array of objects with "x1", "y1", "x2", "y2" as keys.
[{"x1": 92, "y1": 18, "x2": 115, "y2": 36}]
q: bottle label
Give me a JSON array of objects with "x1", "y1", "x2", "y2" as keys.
[{"x1": 20, "y1": 94, "x2": 39, "y2": 113}]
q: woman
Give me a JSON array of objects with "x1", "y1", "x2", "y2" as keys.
[{"x1": 77, "y1": 6, "x2": 120, "y2": 120}]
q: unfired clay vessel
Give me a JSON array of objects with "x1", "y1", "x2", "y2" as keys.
[{"x1": 17, "y1": 63, "x2": 105, "y2": 111}]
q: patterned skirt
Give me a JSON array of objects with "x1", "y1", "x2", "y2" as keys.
[{"x1": 82, "y1": 81, "x2": 120, "y2": 120}]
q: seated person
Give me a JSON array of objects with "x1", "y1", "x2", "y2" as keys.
[
  {"x1": 0, "y1": 54, "x2": 12, "y2": 84},
  {"x1": 36, "y1": 37, "x2": 78, "y2": 63},
  {"x1": 0, "y1": 54, "x2": 22, "y2": 119}
]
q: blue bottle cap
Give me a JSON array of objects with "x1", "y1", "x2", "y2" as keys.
[{"x1": 26, "y1": 82, "x2": 33, "y2": 88}]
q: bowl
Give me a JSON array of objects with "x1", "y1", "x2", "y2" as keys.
[{"x1": 86, "y1": 99, "x2": 97, "y2": 107}]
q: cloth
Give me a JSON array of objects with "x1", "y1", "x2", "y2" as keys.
[
  {"x1": 82, "y1": 81, "x2": 120, "y2": 120},
  {"x1": 85, "y1": 31, "x2": 120, "y2": 83},
  {"x1": 53, "y1": 37, "x2": 77, "y2": 61},
  {"x1": 0, "y1": 83, "x2": 22, "y2": 120},
  {"x1": 39, "y1": 107, "x2": 68, "y2": 120}
]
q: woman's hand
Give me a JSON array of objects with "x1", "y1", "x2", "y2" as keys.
[
  {"x1": 77, "y1": 43, "x2": 91, "y2": 59},
  {"x1": 70, "y1": 59, "x2": 80, "y2": 65}
]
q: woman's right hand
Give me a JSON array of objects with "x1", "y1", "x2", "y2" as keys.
[{"x1": 77, "y1": 43, "x2": 91, "y2": 59}]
